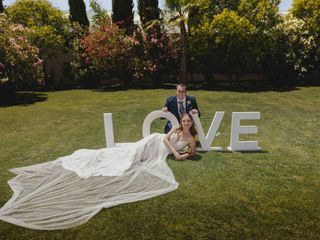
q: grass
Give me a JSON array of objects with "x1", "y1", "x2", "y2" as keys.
[{"x1": 0, "y1": 87, "x2": 319, "y2": 239}]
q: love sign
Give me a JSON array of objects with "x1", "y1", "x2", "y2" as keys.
[{"x1": 104, "y1": 110, "x2": 261, "y2": 152}]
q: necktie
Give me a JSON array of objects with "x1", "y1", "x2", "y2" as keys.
[{"x1": 178, "y1": 101, "x2": 185, "y2": 116}]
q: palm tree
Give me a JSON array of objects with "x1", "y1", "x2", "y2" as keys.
[{"x1": 165, "y1": 0, "x2": 192, "y2": 84}]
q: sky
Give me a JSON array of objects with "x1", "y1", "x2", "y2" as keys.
[{"x1": 3, "y1": 0, "x2": 294, "y2": 12}]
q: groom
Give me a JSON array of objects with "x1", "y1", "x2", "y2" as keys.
[{"x1": 162, "y1": 83, "x2": 200, "y2": 133}]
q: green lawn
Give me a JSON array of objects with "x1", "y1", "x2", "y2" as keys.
[{"x1": 0, "y1": 87, "x2": 319, "y2": 239}]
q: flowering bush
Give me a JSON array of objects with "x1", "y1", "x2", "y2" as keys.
[
  {"x1": 72, "y1": 18, "x2": 178, "y2": 87},
  {"x1": 0, "y1": 13, "x2": 43, "y2": 90},
  {"x1": 71, "y1": 0, "x2": 178, "y2": 88},
  {"x1": 131, "y1": 26, "x2": 178, "y2": 85},
  {"x1": 72, "y1": 18, "x2": 133, "y2": 86}
]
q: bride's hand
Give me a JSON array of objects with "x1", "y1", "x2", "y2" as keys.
[
  {"x1": 180, "y1": 153, "x2": 190, "y2": 160},
  {"x1": 173, "y1": 152, "x2": 183, "y2": 160}
]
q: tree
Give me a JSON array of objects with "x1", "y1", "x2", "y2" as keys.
[
  {"x1": 291, "y1": 0, "x2": 320, "y2": 34},
  {"x1": 187, "y1": 0, "x2": 239, "y2": 35},
  {"x1": 190, "y1": 9, "x2": 256, "y2": 80},
  {"x1": 0, "y1": 0, "x2": 4, "y2": 13},
  {"x1": 68, "y1": 0, "x2": 89, "y2": 27},
  {"x1": 5, "y1": 0, "x2": 68, "y2": 52},
  {"x1": 112, "y1": 0, "x2": 134, "y2": 34},
  {"x1": 138, "y1": 0, "x2": 160, "y2": 26},
  {"x1": 237, "y1": 0, "x2": 280, "y2": 31}
]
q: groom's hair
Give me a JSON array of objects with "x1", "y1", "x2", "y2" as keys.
[{"x1": 176, "y1": 83, "x2": 187, "y2": 89}]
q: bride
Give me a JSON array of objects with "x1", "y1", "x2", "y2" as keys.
[{"x1": 0, "y1": 113, "x2": 197, "y2": 230}]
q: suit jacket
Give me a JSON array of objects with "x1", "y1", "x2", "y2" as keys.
[{"x1": 163, "y1": 95, "x2": 200, "y2": 133}]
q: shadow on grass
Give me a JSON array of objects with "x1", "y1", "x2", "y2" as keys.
[
  {"x1": 205, "y1": 84, "x2": 299, "y2": 93},
  {"x1": 167, "y1": 153, "x2": 202, "y2": 161},
  {"x1": 189, "y1": 153, "x2": 202, "y2": 161},
  {"x1": 90, "y1": 84, "x2": 175, "y2": 92},
  {"x1": 23, "y1": 78, "x2": 318, "y2": 94},
  {"x1": 229, "y1": 150, "x2": 269, "y2": 154},
  {"x1": 0, "y1": 92, "x2": 48, "y2": 107},
  {"x1": 188, "y1": 81, "x2": 302, "y2": 93},
  {"x1": 87, "y1": 82, "x2": 302, "y2": 93}
]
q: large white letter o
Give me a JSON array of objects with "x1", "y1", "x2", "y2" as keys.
[{"x1": 142, "y1": 110, "x2": 179, "y2": 137}]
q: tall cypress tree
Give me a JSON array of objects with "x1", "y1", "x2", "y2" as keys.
[
  {"x1": 112, "y1": 0, "x2": 134, "y2": 33},
  {"x1": 0, "y1": 0, "x2": 4, "y2": 13},
  {"x1": 68, "y1": 0, "x2": 89, "y2": 27},
  {"x1": 138, "y1": 0, "x2": 159, "y2": 26}
]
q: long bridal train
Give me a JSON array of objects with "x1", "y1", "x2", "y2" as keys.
[{"x1": 0, "y1": 133, "x2": 187, "y2": 230}]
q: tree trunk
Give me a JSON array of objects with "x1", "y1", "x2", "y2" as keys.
[{"x1": 179, "y1": 21, "x2": 187, "y2": 84}]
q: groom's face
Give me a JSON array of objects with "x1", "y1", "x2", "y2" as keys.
[{"x1": 176, "y1": 85, "x2": 186, "y2": 100}]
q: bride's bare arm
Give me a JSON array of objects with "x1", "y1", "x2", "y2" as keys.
[
  {"x1": 180, "y1": 138, "x2": 196, "y2": 160},
  {"x1": 163, "y1": 127, "x2": 183, "y2": 160}
]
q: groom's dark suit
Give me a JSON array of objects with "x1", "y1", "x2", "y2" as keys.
[{"x1": 163, "y1": 95, "x2": 200, "y2": 133}]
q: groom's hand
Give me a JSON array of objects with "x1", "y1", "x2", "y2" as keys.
[
  {"x1": 189, "y1": 109, "x2": 198, "y2": 114},
  {"x1": 162, "y1": 107, "x2": 168, "y2": 112}
]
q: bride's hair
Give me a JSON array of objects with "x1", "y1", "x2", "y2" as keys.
[{"x1": 177, "y1": 113, "x2": 197, "y2": 137}]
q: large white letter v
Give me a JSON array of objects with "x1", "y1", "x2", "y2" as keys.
[{"x1": 191, "y1": 112, "x2": 224, "y2": 151}]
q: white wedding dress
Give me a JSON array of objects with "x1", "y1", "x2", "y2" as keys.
[{"x1": 0, "y1": 133, "x2": 188, "y2": 230}]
